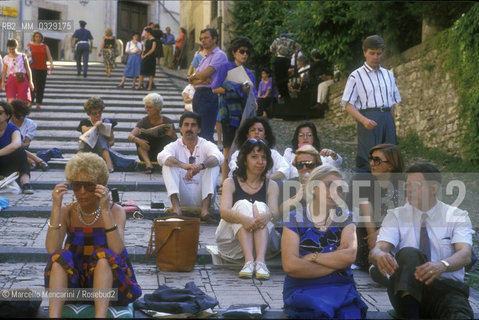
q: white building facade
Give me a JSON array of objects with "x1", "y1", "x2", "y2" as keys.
[{"x1": 0, "y1": 0, "x2": 179, "y2": 61}]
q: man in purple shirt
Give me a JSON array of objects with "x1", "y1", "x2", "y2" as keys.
[{"x1": 188, "y1": 28, "x2": 228, "y2": 142}]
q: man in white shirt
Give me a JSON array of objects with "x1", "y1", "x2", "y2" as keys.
[
  {"x1": 157, "y1": 112, "x2": 224, "y2": 223},
  {"x1": 341, "y1": 35, "x2": 401, "y2": 172},
  {"x1": 370, "y1": 163, "x2": 473, "y2": 319}
]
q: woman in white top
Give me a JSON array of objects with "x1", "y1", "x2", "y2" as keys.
[
  {"x1": 117, "y1": 32, "x2": 143, "y2": 88},
  {"x1": 284, "y1": 122, "x2": 342, "y2": 178},
  {"x1": 1, "y1": 38, "x2": 34, "y2": 104},
  {"x1": 229, "y1": 117, "x2": 289, "y2": 181}
]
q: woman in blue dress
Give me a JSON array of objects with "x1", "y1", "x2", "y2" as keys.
[
  {"x1": 118, "y1": 32, "x2": 142, "y2": 88},
  {"x1": 281, "y1": 165, "x2": 368, "y2": 319}
]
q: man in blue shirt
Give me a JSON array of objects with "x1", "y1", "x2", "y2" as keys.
[
  {"x1": 162, "y1": 27, "x2": 175, "y2": 68},
  {"x1": 71, "y1": 20, "x2": 93, "y2": 78}
]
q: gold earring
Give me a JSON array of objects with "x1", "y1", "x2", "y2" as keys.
[{"x1": 70, "y1": 193, "x2": 76, "y2": 205}]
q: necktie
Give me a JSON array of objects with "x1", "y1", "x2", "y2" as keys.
[{"x1": 419, "y1": 213, "x2": 431, "y2": 261}]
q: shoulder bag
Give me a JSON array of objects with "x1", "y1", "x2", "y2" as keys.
[{"x1": 146, "y1": 216, "x2": 200, "y2": 271}]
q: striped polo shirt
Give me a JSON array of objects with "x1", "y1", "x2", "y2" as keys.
[{"x1": 341, "y1": 63, "x2": 401, "y2": 110}]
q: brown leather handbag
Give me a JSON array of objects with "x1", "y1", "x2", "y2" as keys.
[{"x1": 146, "y1": 216, "x2": 200, "y2": 271}]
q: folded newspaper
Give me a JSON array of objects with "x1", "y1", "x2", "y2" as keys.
[
  {"x1": 138, "y1": 124, "x2": 170, "y2": 137},
  {"x1": 79, "y1": 123, "x2": 112, "y2": 149},
  {"x1": 225, "y1": 65, "x2": 253, "y2": 86}
]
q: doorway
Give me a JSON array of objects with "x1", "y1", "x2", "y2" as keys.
[{"x1": 117, "y1": 1, "x2": 148, "y2": 47}]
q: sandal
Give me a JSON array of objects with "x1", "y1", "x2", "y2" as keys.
[{"x1": 144, "y1": 167, "x2": 154, "y2": 174}]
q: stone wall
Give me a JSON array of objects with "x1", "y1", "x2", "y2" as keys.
[{"x1": 325, "y1": 42, "x2": 464, "y2": 156}]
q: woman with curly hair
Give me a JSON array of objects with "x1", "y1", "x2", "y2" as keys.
[
  {"x1": 216, "y1": 139, "x2": 280, "y2": 279},
  {"x1": 77, "y1": 97, "x2": 117, "y2": 173},
  {"x1": 212, "y1": 36, "x2": 257, "y2": 185},
  {"x1": 45, "y1": 153, "x2": 142, "y2": 317},
  {"x1": 228, "y1": 117, "x2": 289, "y2": 182}
]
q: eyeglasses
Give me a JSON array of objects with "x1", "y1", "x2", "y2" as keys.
[
  {"x1": 238, "y1": 49, "x2": 249, "y2": 55},
  {"x1": 247, "y1": 138, "x2": 267, "y2": 146},
  {"x1": 294, "y1": 161, "x2": 317, "y2": 170},
  {"x1": 189, "y1": 156, "x2": 196, "y2": 164},
  {"x1": 70, "y1": 181, "x2": 97, "y2": 192},
  {"x1": 368, "y1": 156, "x2": 390, "y2": 166},
  {"x1": 90, "y1": 110, "x2": 102, "y2": 116},
  {"x1": 298, "y1": 133, "x2": 313, "y2": 139}
]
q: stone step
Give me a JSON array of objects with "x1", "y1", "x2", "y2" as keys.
[
  {"x1": 0, "y1": 245, "x2": 213, "y2": 265},
  {"x1": 35, "y1": 91, "x2": 184, "y2": 99},
  {"x1": 30, "y1": 106, "x2": 183, "y2": 114},
  {"x1": 29, "y1": 113, "x2": 182, "y2": 122},
  {"x1": 27, "y1": 98, "x2": 185, "y2": 107},
  {"x1": 31, "y1": 131, "x2": 180, "y2": 142}
]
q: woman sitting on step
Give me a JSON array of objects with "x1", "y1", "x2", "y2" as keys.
[
  {"x1": 216, "y1": 138, "x2": 280, "y2": 280},
  {"x1": 77, "y1": 97, "x2": 117, "y2": 173},
  {"x1": 281, "y1": 165, "x2": 368, "y2": 319},
  {"x1": 10, "y1": 99, "x2": 48, "y2": 171},
  {"x1": 45, "y1": 152, "x2": 142, "y2": 318},
  {"x1": 128, "y1": 93, "x2": 177, "y2": 174},
  {"x1": 0, "y1": 100, "x2": 34, "y2": 194}
]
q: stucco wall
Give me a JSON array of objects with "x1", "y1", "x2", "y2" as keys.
[{"x1": 326, "y1": 41, "x2": 463, "y2": 156}]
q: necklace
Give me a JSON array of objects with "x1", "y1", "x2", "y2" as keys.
[
  {"x1": 243, "y1": 179, "x2": 262, "y2": 191},
  {"x1": 77, "y1": 203, "x2": 101, "y2": 226}
]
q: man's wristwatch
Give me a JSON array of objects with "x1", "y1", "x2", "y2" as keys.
[
  {"x1": 200, "y1": 163, "x2": 206, "y2": 170},
  {"x1": 440, "y1": 259, "x2": 450, "y2": 271}
]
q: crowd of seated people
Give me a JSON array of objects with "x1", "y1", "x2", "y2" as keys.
[{"x1": 35, "y1": 31, "x2": 475, "y2": 319}]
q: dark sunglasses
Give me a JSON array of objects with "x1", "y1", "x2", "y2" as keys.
[
  {"x1": 247, "y1": 138, "x2": 267, "y2": 146},
  {"x1": 238, "y1": 49, "x2": 249, "y2": 55},
  {"x1": 70, "y1": 181, "x2": 97, "y2": 192},
  {"x1": 189, "y1": 156, "x2": 196, "y2": 164},
  {"x1": 90, "y1": 110, "x2": 102, "y2": 116},
  {"x1": 294, "y1": 161, "x2": 317, "y2": 170},
  {"x1": 368, "y1": 156, "x2": 390, "y2": 166}
]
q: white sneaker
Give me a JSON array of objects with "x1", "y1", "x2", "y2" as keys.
[
  {"x1": 239, "y1": 261, "x2": 255, "y2": 278},
  {"x1": 255, "y1": 261, "x2": 270, "y2": 280}
]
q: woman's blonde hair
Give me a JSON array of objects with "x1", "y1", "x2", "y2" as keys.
[
  {"x1": 65, "y1": 153, "x2": 109, "y2": 186},
  {"x1": 105, "y1": 28, "x2": 113, "y2": 37},
  {"x1": 305, "y1": 165, "x2": 345, "y2": 221},
  {"x1": 292, "y1": 144, "x2": 322, "y2": 167}
]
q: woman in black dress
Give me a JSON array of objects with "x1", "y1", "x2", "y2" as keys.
[{"x1": 136, "y1": 28, "x2": 156, "y2": 91}]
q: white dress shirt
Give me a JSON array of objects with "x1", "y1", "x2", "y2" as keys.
[
  {"x1": 377, "y1": 201, "x2": 472, "y2": 282},
  {"x1": 157, "y1": 136, "x2": 224, "y2": 167}
]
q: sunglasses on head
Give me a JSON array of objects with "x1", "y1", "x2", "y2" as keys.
[
  {"x1": 247, "y1": 138, "x2": 267, "y2": 146},
  {"x1": 294, "y1": 161, "x2": 317, "y2": 170},
  {"x1": 70, "y1": 181, "x2": 97, "y2": 192},
  {"x1": 368, "y1": 156, "x2": 389, "y2": 166},
  {"x1": 238, "y1": 49, "x2": 249, "y2": 55}
]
